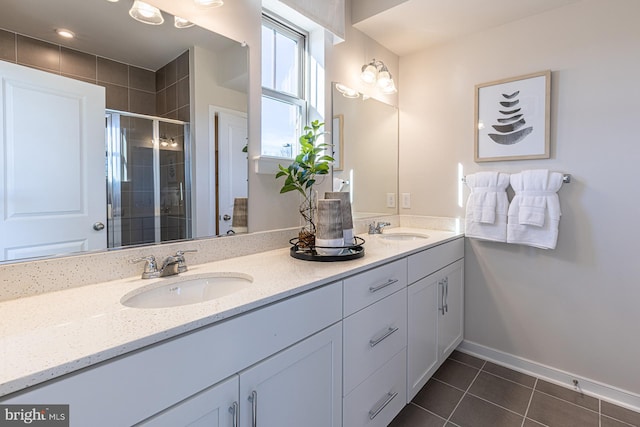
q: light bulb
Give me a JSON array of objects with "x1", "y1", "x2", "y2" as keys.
[
  {"x1": 376, "y1": 70, "x2": 392, "y2": 89},
  {"x1": 360, "y1": 64, "x2": 377, "y2": 84}
]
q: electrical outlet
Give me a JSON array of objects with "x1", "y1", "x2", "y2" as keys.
[
  {"x1": 386, "y1": 193, "x2": 396, "y2": 208},
  {"x1": 401, "y1": 193, "x2": 411, "y2": 209}
]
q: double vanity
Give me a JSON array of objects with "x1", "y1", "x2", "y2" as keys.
[{"x1": 0, "y1": 227, "x2": 464, "y2": 426}]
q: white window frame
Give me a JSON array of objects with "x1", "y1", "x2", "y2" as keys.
[{"x1": 261, "y1": 14, "x2": 308, "y2": 159}]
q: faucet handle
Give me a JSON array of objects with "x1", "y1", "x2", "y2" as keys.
[
  {"x1": 174, "y1": 249, "x2": 197, "y2": 273},
  {"x1": 130, "y1": 255, "x2": 160, "y2": 279}
]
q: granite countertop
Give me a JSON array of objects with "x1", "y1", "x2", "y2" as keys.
[{"x1": 0, "y1": 228, "x2": 462, "y2": 397}]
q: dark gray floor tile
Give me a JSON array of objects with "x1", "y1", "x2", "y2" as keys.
[
  {"x1": 523, "y1": 419, "x2": 547, "y2": 427},
  {"x1": 535, "y1": 380, "x2": 599, "y2": 411},
  {"x1": 527, "y1": 391, "x2": 598, "y2": 427},
  {"x1": 388, "y1": 403, "x2": 447, "y2": 427},
  {"x1": 482, "y1": 361, "x2": 536, "y2": 388},
  {"x1": 449, "y1": 350, "x2": 485, "y2": 369},
  {"x1": 432, "y1": 359, "x2": 479, "y2": 391},
  {"x1": 412, "y1": 379, "x2": 464, "y2": 419},
  {"x1": 601, "y1": 415, "x2": 636, "y2": 427},
  {"x1": 602, "y1": 401, "x2": 640, "y2": 426},
  {"x1": 468, "y1": 371, "x2": 533, "y2": 415},
  {"x1": 450, "y1": 394, "x2": 523, "y2": 427}
]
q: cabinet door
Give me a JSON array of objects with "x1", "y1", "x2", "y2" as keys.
[
  {"x1": 438, "y1": 259, "x2": 464, "y2": 361},
  {"x1": 407, "y1": 275, "x2": 439, "y2": 402},
  {"x1": 137, "y1": 376, "x2": 239, "y2": 427},
  {"x1": 239, "y1": 323, "x2": 342, "y2": 427}
]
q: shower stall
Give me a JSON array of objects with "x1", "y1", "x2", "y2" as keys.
[{"x1": 105, "y1": 110, "x2": 192, "y2": 249}]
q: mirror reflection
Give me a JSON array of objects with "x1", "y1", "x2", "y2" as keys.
[
  {"x1": 0, "y1": 0, "x2": 248, "y2": 263},
  {"x1": 331, "y1": 82, "x2": 398, "y2": 219}
]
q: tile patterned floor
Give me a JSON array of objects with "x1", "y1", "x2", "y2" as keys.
[{"x1": 389, "y1": 350, "x2": 640, "y2": 427}]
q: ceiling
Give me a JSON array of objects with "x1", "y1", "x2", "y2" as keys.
[
  {"x1": 0, "y1": 0, "x2": 237, "y2": 70},
  {"x1": 352, "y1": 0, "x2": 582, "y2": 56}
]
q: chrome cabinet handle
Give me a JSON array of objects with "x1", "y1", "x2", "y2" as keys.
[
  {"x1": 368, "y1": 391, "x2": 398, "y2": 420},
  {"x1": 369, "y1": 326, "x2": 399, "y2": 348},
  {"x1": 444, "y1": 276, "x2": 449, "y2": 313},
  {"x1": 369, "y1": 278, "x2": 398, "y2": 293},
  {"x1": 248, "y1": 391, "x2": 257, "y2": 427},
  {"x1": 438, "y1": 280, "x2": 445, "y2": 315},
  {"x1": 228, "y1": 401, "x2": 239, "y2": 427}
]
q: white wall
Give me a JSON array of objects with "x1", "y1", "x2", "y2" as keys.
[{"x1": 399, "y1": 0, "x2": 640, "y2": 396}]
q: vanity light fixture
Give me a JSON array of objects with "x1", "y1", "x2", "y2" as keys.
[
  {"x1": 129, "y1": 0, "x2": 164, "y2": 25},
  {"x1": 193, "y1": 0, "x2": 224, "y2": 7},
  {"x1": 335, "y1": 83, "x2": 360, "y2": 99},
  {"x1": 360, "y1": 59, "x2": 397, "y2": 94},
  {"x1": 174, "y1": 16, "x2": 195, "y2": 28},
  {"x1": 55, "y1": 28, "x2": 75, "y2": 39}
]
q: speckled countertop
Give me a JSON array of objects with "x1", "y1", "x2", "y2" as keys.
[{"x1": 0, "y1": 228, "x2": 462, "y2": 398}]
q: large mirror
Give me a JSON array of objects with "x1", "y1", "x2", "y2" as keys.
[
  {"x1": 0, "y1": 0, "x2": 248, "y2": 263},
  {"x1": 331, "y1": 83, "x2": 398, "y2": 218}
]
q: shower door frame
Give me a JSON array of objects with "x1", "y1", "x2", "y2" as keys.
[{"x1": 106, "y1": 109, "x2": 192, "y2": 249}]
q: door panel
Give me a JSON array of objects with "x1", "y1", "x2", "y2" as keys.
[{"x1": 0, "y1": 61, "x2": 106, "y2": 261}]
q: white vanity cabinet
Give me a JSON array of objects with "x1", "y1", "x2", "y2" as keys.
[
  {"x1": 3, "y1": 282, "x2": 343, "y2": 427},
  {"x1": 342, "y1": 259, "x2": 408, "y2": 427},
  {"x1": 407, "y1": 238, "x2": 464, "y2": 401},
  {"x1": 140, "y1": 322, "x2": 342, "y2": 427}
]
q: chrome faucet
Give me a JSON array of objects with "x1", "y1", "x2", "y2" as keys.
[
  {"x1": 131, "y1": 249, "x2": 197, "y2": 279},
  {"x1": 368, "y1": 221, "x2": 391, "y2": 234}
]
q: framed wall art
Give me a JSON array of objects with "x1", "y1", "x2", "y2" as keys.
[{"x1": 474, "y1": 70, "x2": 551, "y2": 162}]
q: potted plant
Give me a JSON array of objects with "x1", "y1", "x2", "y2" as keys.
[{"x1": 276, "y1": 120, "x2": 334, "y2": 247}]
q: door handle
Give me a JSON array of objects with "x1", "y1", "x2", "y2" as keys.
[
  {"x1": 93, "y1": 222, "x2": 105, "y2": 231},
  {"x1": 223, "y1": 214, "x2": 232, "y2": 221}
]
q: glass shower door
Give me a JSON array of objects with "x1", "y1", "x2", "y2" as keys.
[{"x1": 106, "y1": 111, "x2": 191, "y2": 249}]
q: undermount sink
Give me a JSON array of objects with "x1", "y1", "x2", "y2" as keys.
[
  {"x1": 379, "y1": 232, "x2": 429, "y2": 241},
  {"x1": 121, "y1": 273, "x2": 254, "y2": 309}
]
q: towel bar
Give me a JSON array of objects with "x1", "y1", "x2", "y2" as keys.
[{"x1": 461, "y1": 174, "x2": 571, "y2": 183}]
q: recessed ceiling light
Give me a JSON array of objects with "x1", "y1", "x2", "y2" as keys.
[
  {"x1": 174, "y1": 16, "x2": 195, "y2": 29},
  {"x1": 129, "y1": 1, "x2": 164, "y2": 25},
  {"x1": 194, "y1": 0, "x2": 224, "y2": 7},
  {"x1": 106, "y1": 0, "x2": 119, "y2": 2},
  {"x1": 56, "y1": 29, "x2": 75, "y2": 39}
]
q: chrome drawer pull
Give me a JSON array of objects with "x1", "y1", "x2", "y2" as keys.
[
  {"x1": 369, "y1": 326, "x2": 399, "y2": 347},
  {"x1": 248, "y1": 391, "x2": 257, "y2": 427},
  {"x1": 368, "y1": 391, "x2": 398, "y2": 420},
  {"x1": 369, "y1": 278, "x2": 398, "y2": 293},
  {"x1": 228, "y1": 401, "x2": 239, "y2": 427}
]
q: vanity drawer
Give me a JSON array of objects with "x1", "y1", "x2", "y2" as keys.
[
  {"x1": 344, "y1": 258, "x2": 407, "y2": 316},
  {"x1": 343, "y1": 348, "x2": 407, "y2": 427},
  {"x1": 408, "y1": 237, "x2": 464, "y2": 284},
  {"x1": 343, "y1": 288, "x2": 407, "y2": 395}
]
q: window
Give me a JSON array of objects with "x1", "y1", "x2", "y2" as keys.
[{"x1": 261, "y1": 15, "x2": 307, "y2": 158}]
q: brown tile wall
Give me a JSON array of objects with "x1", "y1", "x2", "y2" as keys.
[{"x1": 0, "y1": 28, "x2": 190, "y2": 121}]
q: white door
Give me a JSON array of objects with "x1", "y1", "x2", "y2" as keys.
[
  {"x1": 217, "y1": 111, "x2": 248, "y2": 235},
  {"x1": 438, "y1": 259, "x2": 465, "y2": 361},
  {"x1": 239, "y1": 323, "x2": 343, "y2": 427},
  {"x1": 0, "y1": 61, "x2": 106, "y2": 261}
]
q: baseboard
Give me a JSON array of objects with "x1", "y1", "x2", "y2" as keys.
[{"x1": 457, "y1": 340, "x2": 640, "y2": 413}]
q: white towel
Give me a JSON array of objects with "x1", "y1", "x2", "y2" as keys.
[
  {"x1": 465, "y1": 172, "x2": 510, "y2": 242},
  {"x1": 507, "y1": 170, "x2": 563, "y2": 249}
]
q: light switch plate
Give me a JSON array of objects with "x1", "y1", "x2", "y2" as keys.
[
  {"x1": 401, "y1": 193, "x2": 411, "y2": 209},
  {"x1": 386, "y1": 193, "x2": 396, "y2": 208}
]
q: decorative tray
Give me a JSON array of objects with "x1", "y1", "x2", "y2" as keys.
[{"x1": 289, "y1": 236, "x2": 365, "y2": 262}]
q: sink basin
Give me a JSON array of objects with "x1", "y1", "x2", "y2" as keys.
[
  {"x1": 380, "y1": 233, "x2": 429, "y2": 241},
  {"x1": 121, "y1": 273, "x2": 253, "y2": 309}
]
